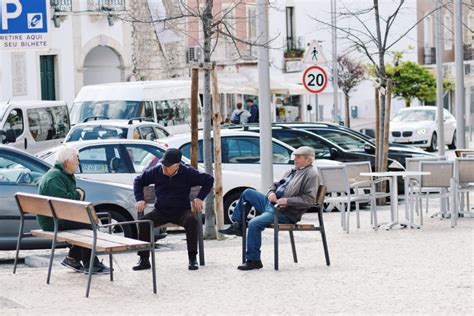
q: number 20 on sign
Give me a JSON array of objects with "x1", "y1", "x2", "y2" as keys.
[{"x1": 302, "y1": 66, "x2": 328, "y2": 94}]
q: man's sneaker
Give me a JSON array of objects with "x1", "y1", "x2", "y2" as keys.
[
  {"x1": 218, "y1": 222, "x2": 243, "y2": 236},
  {"x1": 237, "y1": 260, "x2": 263, "y2": 271},
  {"x1": 84, "y1": 260, "x2": 111, "y2": 275},
  {"x1": 132, "y1": 257, "x2": 151, "y2": 271},
  {"x1": 61, "y1": 257, "x2": 83, "y2": 273}
]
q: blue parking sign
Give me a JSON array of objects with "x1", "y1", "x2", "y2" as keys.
[{"x1": 0, "y1": 0, "x2": 48, "y2": 34}]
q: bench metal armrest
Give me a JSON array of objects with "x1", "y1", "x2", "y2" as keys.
[
  {"x1": 99, "y1": 219, "x2": 155, "y2": 239},
  {"x1": 96, "y1": 212, "x2": 112, "y2": 223}
]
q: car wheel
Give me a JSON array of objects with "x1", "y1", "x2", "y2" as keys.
[
  {"x1": 97, "y1": 208, "x2": 135, "y2": 238},
  {"x1": 448, "y1": 131, "x2": 456, "y2": 150},
  {"x1": 427, "y1": 132, "x2": 437, "y2": 152},
  {"x1": 223, "y1": 191, "x2": 256, "y2": 224}
]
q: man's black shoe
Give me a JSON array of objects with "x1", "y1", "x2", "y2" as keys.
[
  {"x1": 61, "y1": 257, "x2": 83, "y2": 273},
  {"x1": 237, "y1": 260, "x2": 263, "y2": 271},
  {"x1": 132, "y1": 257, "x2": 151, "y2": 271},
  {"x1": 188, "y1": 257, "x2": 199, "y2": 271},
  {"x1": 218, "y1": 222, "x2": 243, "y2": 236}
]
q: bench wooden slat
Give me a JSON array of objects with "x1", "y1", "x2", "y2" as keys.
[
  {"x1": 16, "y1": 193, "x2": 53, "y2": 217},
  {"x1": 71, "y1": 229, "x2": 149, "y2": 249},
  {"x1": 269, "y1": 224, "x2": 316, "y2": 231},
  {"x1": 49, "y1": 198, "x2": 99, "y2": 225},
  {"x1": 31, "y1": 230, "x2": 128, "y2": 252}
]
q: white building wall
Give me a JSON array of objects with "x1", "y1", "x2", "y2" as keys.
[
  {"x1": 269, "y1": 0, "x2": 419, "y2": 122},
  {"x1": 0, "y1": 0, "x2": 134, "y2": 106}
]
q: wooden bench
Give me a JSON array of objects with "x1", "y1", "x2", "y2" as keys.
[
  {"x1": 13, "y1": 192, "x2": 156, "y2": 298},
  {"x1": 241, "y1": 185, "x2": 330, "y2": 270}
]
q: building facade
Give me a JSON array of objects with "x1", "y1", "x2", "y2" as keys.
[{"x1": 416, "y1": 0, "x2": 473, "y2": 129}]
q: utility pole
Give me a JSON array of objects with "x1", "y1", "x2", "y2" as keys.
[
  {"x1": 435, "y1": 0, "x2": 445, "y2": 156},
  {"x1": 331, "y1": 0, "x2": 339, "y2": 124},
  {"x1": 257, "y1": 0, "x2": 273, "y2": 192},
  {"x1": 454, "y1": 0, "x2": 466, "y2": 148}
]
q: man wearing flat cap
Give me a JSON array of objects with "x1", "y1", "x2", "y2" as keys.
[
  {"x1": 133, "y1": 148, "x2": 214, "y2": 271},
  {"x1": 219, "y1": 146, "x2": 320, "y2": 270}
]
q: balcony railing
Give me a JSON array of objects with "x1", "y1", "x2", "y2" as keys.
[
  {"x1": 50, "y1": 0, "x2": 72, "y2": 12},
  {"x1": 424, "y1": 47, "x2": 436, "y2": 65},
  {"x1": 87, "y1": 0, "x2": 126, "y2": 11}
]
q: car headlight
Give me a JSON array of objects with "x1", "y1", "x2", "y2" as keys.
[
  {"x1": 388, "y1": 160, "x2": 405, "y2": 170},
  {"x1": 416, "y1": 128, "x2": 427, "y2": 135}
]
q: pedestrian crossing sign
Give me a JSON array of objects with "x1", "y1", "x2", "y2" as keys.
[{"x1": 303, "y1": 40, "x2": 327, "y2": 65}]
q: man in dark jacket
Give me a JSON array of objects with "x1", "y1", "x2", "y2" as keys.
[
  {"x1": 38, "y1": 146, "x2": 110, "y2": 274},
  {"x1": 219, "y1": 146, "x2": 319, "y2": 270},
  {"x1": 133, "y1": 148, "x2": 214, "y2": 271}
]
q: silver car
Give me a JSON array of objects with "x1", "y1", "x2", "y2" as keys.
[{"x1": 0, "y1": 145, "x2": 144, "y2": 250}]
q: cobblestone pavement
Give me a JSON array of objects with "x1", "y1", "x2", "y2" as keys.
[{"x1": 0, "y1": 197, "x2": 473, "y2": 315}]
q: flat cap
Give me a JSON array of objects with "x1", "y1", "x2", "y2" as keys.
[{"x1": 293, "y1": 146, "x2": 315, "y2": 157}]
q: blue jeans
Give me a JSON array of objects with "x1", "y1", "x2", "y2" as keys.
[{"x1": 231, "y1": 189, "x2": 292, "y2": 261}]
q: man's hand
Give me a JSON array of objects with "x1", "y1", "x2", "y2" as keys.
[
  {"x1": 135, "y1": 200, "x2": 146, "y2": 213},
  {"x1": 268, "y1": 192, "x2": 278, "y2": 203},
  {"x1": 192, "y1": 198, "x2": 204, "y2": 212},
  {"x1": 276, "y1": 198, "x2": 288, "y2": 207},
  {"x1": 76, "y1": 188, "x2": 85, "y2": 201}
]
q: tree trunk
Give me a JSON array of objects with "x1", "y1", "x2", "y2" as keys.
[
  {"x1": 202, "y1": 0, "x2": 215, "y2": 239},
  {"x1": 380, "y1": 80, "x2": 393, "y2": 201},
  {"x1": 405, "y1": 99, "x2": 410, "y2": 107},
  {"x1": 211, "y1": 69, "x2": 225, "y2": 239},
  {"x1": 190, "y1": 68, "x2": 199, "y2": 168},
  {"x1": 344, "y1": 93, "x2": 350, "y2": 128},
  {"x1": 374, "y1": 88, "x2": 380, "y2": 172}
]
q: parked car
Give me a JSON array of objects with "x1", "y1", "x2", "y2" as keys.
[
  {"x1": 0, "y1": 101, "x2": 70, "y2": 153},
  {"x1": 389, "y1": 106, "x2": 457, "y2": 152},
  {"x1": 65, "y1": 118, "x2": 170, "y2": 142},
  {"x1": 158, "y1": 130, "x2": 340, "y2": 178},
  {"x1": 36, "y1": 139, "x2": 262, "y2": 224},
  {"x1": 272, "y1": 123, "x2": 434, "y2": 167},
  {"x1": 0, "y1": 145, "x2": 143, "y2": 250},
  {"x1": 226, "y1": 126, "x2": 407, "y2": 171}
]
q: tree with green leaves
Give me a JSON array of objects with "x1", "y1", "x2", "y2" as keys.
[
  {"x1": 337, "y1": 55, "x2": 365, "y2": 127},
  {"x1": 386, "y1": 61, "x2": 436, "y2": 107},
  {"x1": 386, "y1": 60, "x2": 454, "y2": 107}
]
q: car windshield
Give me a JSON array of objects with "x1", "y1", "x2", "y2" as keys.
[
  {"x1": 0, "y1": 103, "x2": 8, "y2": 122},
  {"x1": 311, "y1": 130, "x2": 367, "y2": 152},
  {"x1": 65, "y1": 126, "x2": 128, "y2": 142},
  {"x1": 70, "y1": 101, "x2": 142, "y2": 124},
  {"x1": 392, "y1": 109, "x2": 435, "y2": 122}
]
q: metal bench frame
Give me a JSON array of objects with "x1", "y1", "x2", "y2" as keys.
[{"x1": 13, "y1": 192, "x2": 157, "y2": 298}]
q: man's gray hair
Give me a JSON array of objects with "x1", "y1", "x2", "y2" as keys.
[{"x1": 56, "y1": 146, "x2": 79, "y2": 164}]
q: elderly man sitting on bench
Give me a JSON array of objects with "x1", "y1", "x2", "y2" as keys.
[{"x1": 37, "y1": 145, "x2": 110, "y2": 275}]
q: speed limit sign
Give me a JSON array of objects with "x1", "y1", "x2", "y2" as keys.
[{"x1": 302, "y1": 66, "x2": 328, "y2": 94}]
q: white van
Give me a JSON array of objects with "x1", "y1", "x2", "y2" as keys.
[
  {"x1": 71, "y1": 80, "x2": 200, "y2": 135},
  {"x1": 0, "y1": 101, "x2": 70, "y2": 154}
]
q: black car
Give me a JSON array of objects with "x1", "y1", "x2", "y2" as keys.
[
  {"x1": 229, "y1": 126, "x2": 406, "y2": 171},
  {"x1": 273, "y1": 123, "x2": 434, "y2": 167}
]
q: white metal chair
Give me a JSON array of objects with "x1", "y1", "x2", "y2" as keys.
[
  {"x1": 411, "y1": 161, "x2": 455, "y2": 225},
  {"x1": 345, "y1": 161, "x2": 392, "y2": 229},
  {"x1": 454, "y1": 158, "x2": 474, "y2": 220},
  {"x1": 405, "y1": 156, "x2": 446, "y2": 221},
  {"x1": 318, "y1": 164, "x2": 390, "y2": 233}
]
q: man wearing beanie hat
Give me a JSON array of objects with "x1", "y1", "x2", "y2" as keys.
[
  {"x1": 219, "y1": 146, "x2": 320, "y2": 270},
  {"x1": 133, "y1": 148, "x2": 214, "y2": 271}
]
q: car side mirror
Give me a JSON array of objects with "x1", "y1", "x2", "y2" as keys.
[
  {"x1": 330, "y1": 148, "x2": 339, "y2": 158},
  {"x1": 4, "y1": 129, "x2": 16, "y2": 143},
  {"x1": 364, "y1": 144, "x2": 375, "y2": 154}
]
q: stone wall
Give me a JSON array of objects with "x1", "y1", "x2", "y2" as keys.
[{"x1": 129, "y1": 0, "x2": 188, "y2": 80}]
